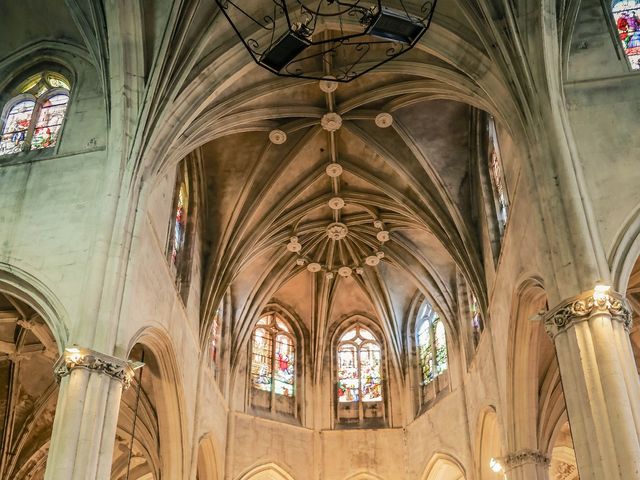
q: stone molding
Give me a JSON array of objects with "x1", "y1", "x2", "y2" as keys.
[
  {"x1": 54, "y1": 346, "x2": 137, "y2": 389},
  {"x1": 544, "y1": 290, "x2": 632, "y2": 338},
  {"x1": 504, "y1": 449, "x2": 550, "y2": 470}
]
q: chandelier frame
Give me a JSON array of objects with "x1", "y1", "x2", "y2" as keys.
[{"x1": 215, "y1": 0, "x2": 438, "y2": 82}]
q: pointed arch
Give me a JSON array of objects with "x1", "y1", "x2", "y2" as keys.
[
  {"x1": 125, "y1": 326, "x2": 189, "y2": 479},
  {"x1": 197, "y1": 433, "x2": 220, "y2": 480},
  {"x1": 0, "y1": 262, "x2": 69, "y2": 351},
  {"x1": 475, "y1": 407, "x2": 504, "y2": 480},
  {"x1": 421, "y1": 452, "x2": 466, "y2": 480},
  {"x1": 237, "y1": 462, "x2": 295, "y2": 480}
]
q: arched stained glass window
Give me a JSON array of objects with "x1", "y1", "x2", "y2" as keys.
[
  {"x1": 471, "y1": 293, "x2": 484, "y2": 349},
  {"x1": 209, "y1": 302, "x2": 223, "y2": 378},
  {"x1": 416, "y1": 301, "x2": 448, "y2": 386},
  {"x1": 487, "y1": 116, "x2": 509, "y2": 234},
  {"x1": 0, "y1": 100, "x2": 35, "y2": 155},
  {"x1": 613, "y1": 1, "x2": 640, "y2": 69},
  {"x1": 336, "y1": 324, "x2": 384, "y2": 426},
  {"x1": 250, "y1": 314, "x2": 296, "y2": 413},
  {"x1": 170, "y1": 170, "x2": 189, "y2": 267},
  {"x1": 0, "y1": 72, "x2": 70, "y2": 156}
]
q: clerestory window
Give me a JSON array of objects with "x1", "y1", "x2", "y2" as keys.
[{"x1": 0, "y1": 72, "x2": 70, "y2": 156}]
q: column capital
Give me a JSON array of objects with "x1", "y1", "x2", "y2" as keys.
[
  {"x1": 504, "y1": 449, "x2": 550, "y2": 470},
  {"x1": 544, "y1": 289, "x2": 632, "y2": 338},
  {"x1": 53, "y1": 346, "x2": 137, "y2": 389}
]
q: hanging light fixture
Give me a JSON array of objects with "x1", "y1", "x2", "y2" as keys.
[{"x1": 215, "y1": 0, "x2": 438, "y2": 82}]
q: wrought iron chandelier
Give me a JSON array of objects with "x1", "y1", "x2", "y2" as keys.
[{"x1": 216, "y1": 0, "x2": 437, "y2": 82}]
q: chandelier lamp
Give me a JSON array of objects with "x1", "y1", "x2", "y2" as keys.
[{"x1": 215, "y1": 0, "x2": 438, "y2": 82}]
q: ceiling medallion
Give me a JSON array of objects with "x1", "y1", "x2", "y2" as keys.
[
  {"x1": 269, "y1": 129, "x2": 287, "y2": 144},
  {"x1": 216, "y1": 0, "x2": 438, "y2": 82},
  {"x1": 325, "y1": 163, "x2": 343, "y2": 178},
  {"x1": 365, "y1": 255, "x2": 380, "y2": 266},
  {"x1": 307, "y1": 262, "x2": 322, "y2": 273},
  {"x1": 376, "y1": 230, "x2": 390, "y2": 243},
  {"x1": 375, "y1": 112, "x2": 394, "y2": 128},
  {"x1": 321, "y1": 112, "x2": 342, "y2": 132},
  {"x1": 286, "y1": 236, "x2": 302, "y2": 252},
  {"x1": 338, "y1": 266, "x2": 353, "y2": 278},
  {"x1": 328, "y1": 197, "x2": 345, "y2": 210},
  {"x1": 326, "y1": 222, "x2": 349, "y2": 240},
  {"x1": 319, "y1": 77, "x2": 339, "y2": 93}
]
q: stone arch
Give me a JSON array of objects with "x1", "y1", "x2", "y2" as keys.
[
  {"x1": 0, "y1": 262, "x2": 69, "y2": 351},
  {"x1": 0, "y1": 268, "x2": 64, "y2": 479},
  {"x1": 421, "y1": 452, "x2": 466, "y2": 480},
  {"x1": 609, "y1": 203, "x2": 640, "y2": 293},
  {"x1": 197, "y1": 433, "x2": 220, "y2": 480},
  {"x1": 120, "y1": 326, "x2": 189, "y2": 480},
  {"x1": 505, "y1": 276, "x2": 550, "y2": 451},
  {"x1": 344, "y1": 471, "x2": 386, "y2": 480},
  {"x1": 475, "y1": 407, "x2": 504, "y2": 480},
  {"x1": 237, "y1": 462, "x2": 295, "y2": 480}
]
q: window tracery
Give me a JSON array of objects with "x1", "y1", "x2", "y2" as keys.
[
  {"x1": 250, "y1": 314, "x2": 296, "y2": 415},
  {"x1": 0, "y1": 72, "x2": 70, "y2": 156},
  {"x1": 613, "y1": 1, "x2": 640, "y2": 69},
  {"x1": 336, "y1": 324, "x2": 384, "y2": 427}
]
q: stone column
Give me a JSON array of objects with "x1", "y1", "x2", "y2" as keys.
[
  {"x1": 504, "y1": 449, "x2": 550, "y2": 480},
  {"x1": 44, "y1": 347, "x2": 136, "y2": 480},
  {"x1": 545, "y1": 289, "x2": 640, "y2": 480}
]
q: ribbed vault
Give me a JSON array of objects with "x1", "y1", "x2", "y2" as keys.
[{"x1": 193, "y1": 61, "x2": 493, "y2": 382}]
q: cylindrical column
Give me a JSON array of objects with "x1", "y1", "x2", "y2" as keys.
[
  {"x1": 545, "y1": 289, "x2": 640, "y2": 480},
  {"x1": 45, "y1": 347, "x2": 136, "y2": 480}
]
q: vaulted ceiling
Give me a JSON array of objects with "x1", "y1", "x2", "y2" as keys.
[{"x1": 195, "y1": 63, "x2": 491, "y2": 374}]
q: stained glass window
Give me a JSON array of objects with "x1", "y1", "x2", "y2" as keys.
[
  {"x1": 32, "y1": 94, "x2": 69, "y2": 150},
  {"x1": 0, "y1": 100, "x2": 35, "y2": 155},
  {"x1": 0, "y1": 72, "x2": 70, "y2": 156},
  {"x1": 209, "y1": 303, "x2": 223, "y2": 376},
  {"x1": 416, "y1": 301, "x2": 448, "y2": 385},
  {"x1": 487, "y1": 116, "x2": 509, "y2": 233},
  {"x1": 171, "y1": 178, "x2": 188, "y2": 266},
  {"x1": 613, "y1": 1, "x2": 640, "y2": 69},
  {"x1": 251, "y1": 327, "x2": 273, "y2": 392},
  {"x1": 471, "y1": 293, "x2": 484, "y2": 349},
  {"x1": 337, "y1": 325, "x2": 383, "y2": 404},
  {"x1": 250, "y1": 314, "x2": 295, "y2": 397}
]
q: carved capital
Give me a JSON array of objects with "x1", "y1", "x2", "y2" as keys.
[
  {"x1": 544, "y1": 290, "x2": 632, "y2": 338},
  {"x1": 54, "y1": 347, "x2": 137, "y2": 389},
  {"x1": 504, "y1": 449, "x2": 550, "y2": 470}
]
